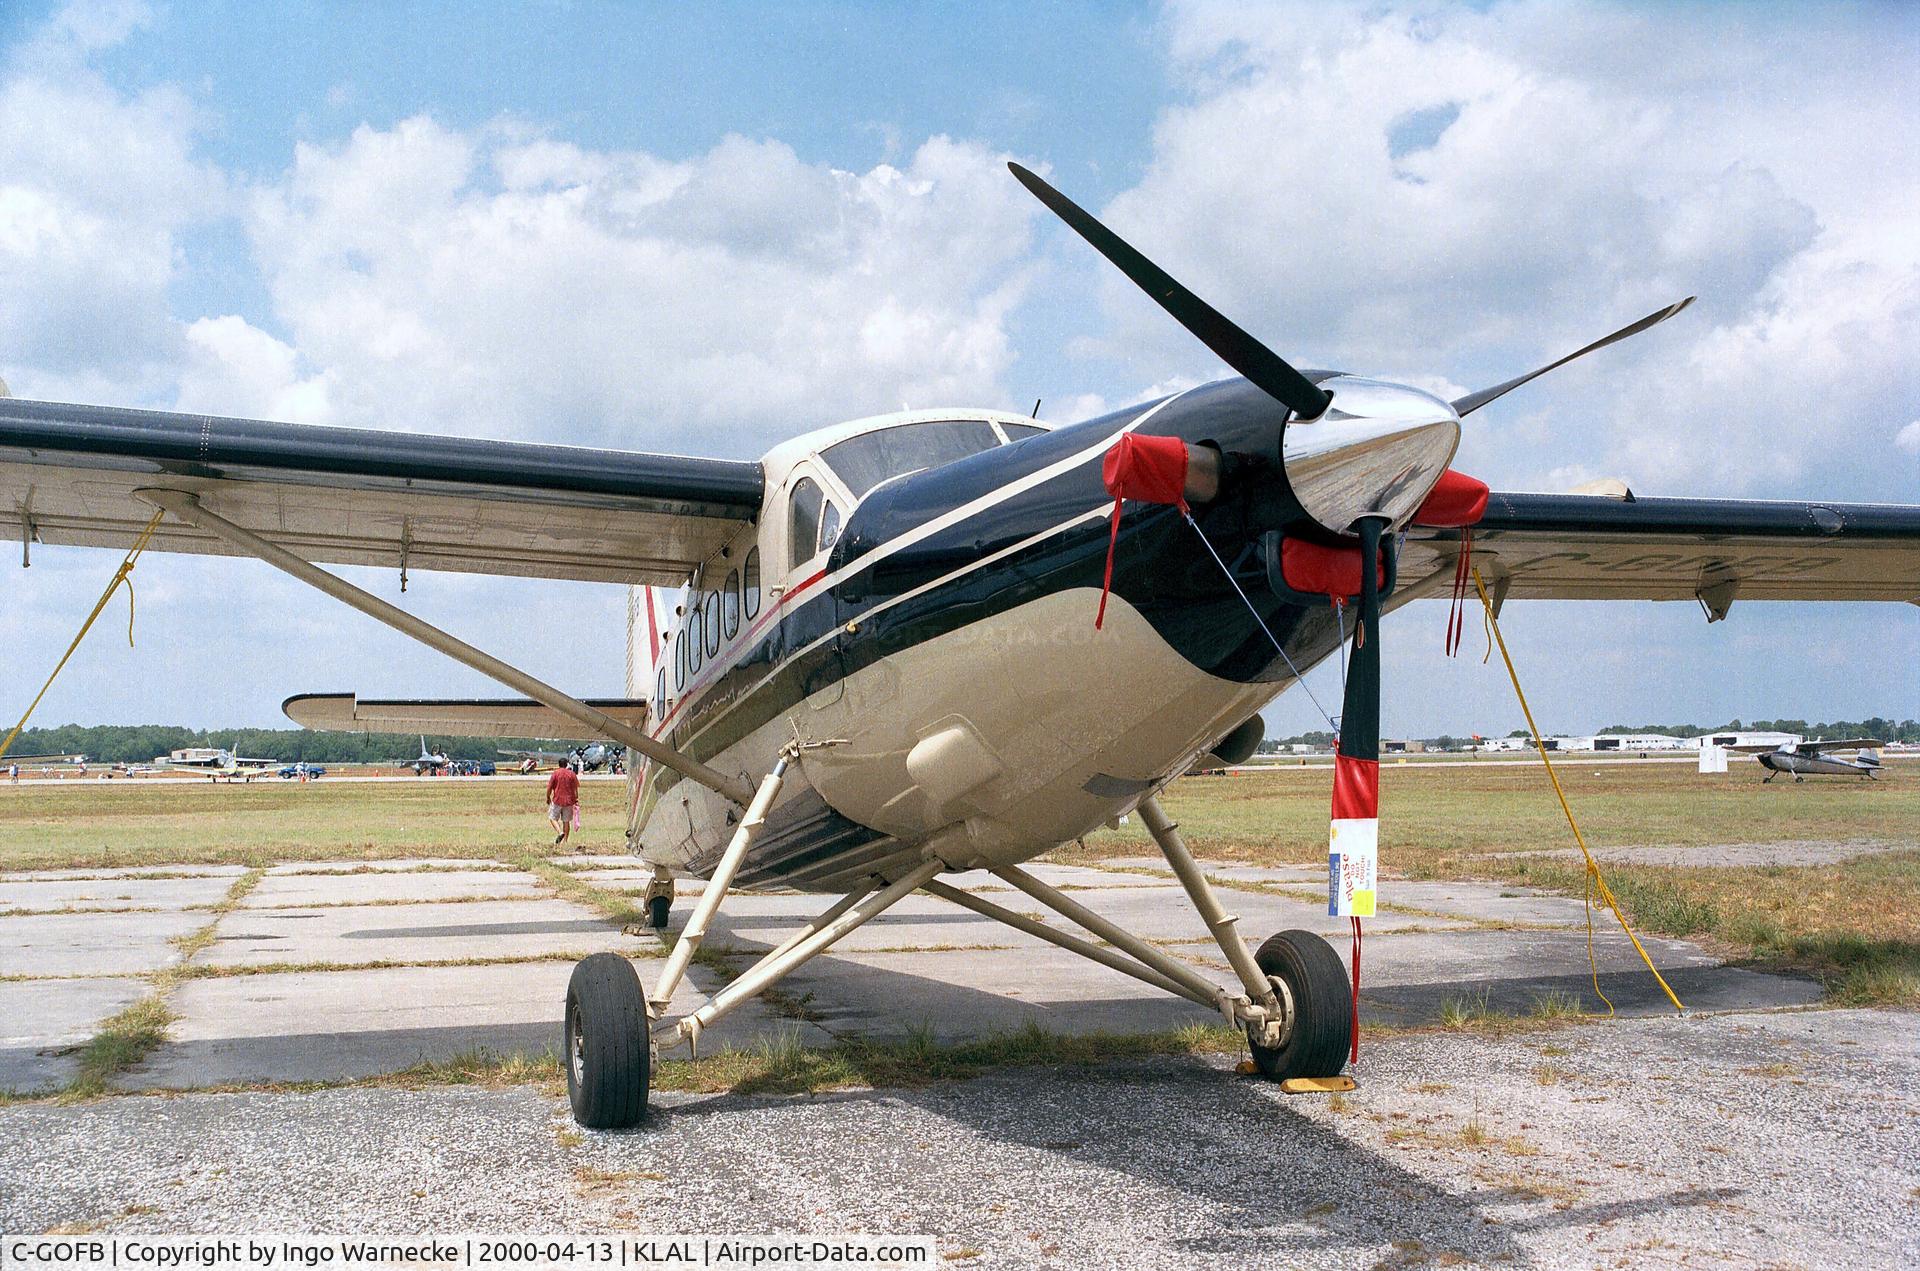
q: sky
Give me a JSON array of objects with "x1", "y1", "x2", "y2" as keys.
[{"x1": 2, "y1": 0, "x2": 1916, "y2": 741}]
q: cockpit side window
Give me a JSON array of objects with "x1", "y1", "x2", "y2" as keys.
[
  {"x1": 818, "y1": 499, "x2": 842, "y2": 553},
  {"x1": 789, "y1": 476, "x2": 824, "y2": 570}
]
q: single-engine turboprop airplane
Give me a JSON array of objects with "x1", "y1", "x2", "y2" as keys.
[
  {"x1": 1736, "y1": 738, "x2": 1887, "y2": 782},
  {"x1": 4, "y1": 164, "x2": 1919, "y2": 1129}
]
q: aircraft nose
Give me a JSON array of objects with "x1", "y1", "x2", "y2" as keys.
[{"x1": 1282, "y1": 380, "x2": 1461, "y2": 534}]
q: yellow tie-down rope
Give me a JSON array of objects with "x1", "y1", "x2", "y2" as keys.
[
  {"x1": 0, "y1": 508, "x2": 167, "y2": 763},
  {"x1": 1471, "y1": 566, "x2": 1684, "y2": 1015}
]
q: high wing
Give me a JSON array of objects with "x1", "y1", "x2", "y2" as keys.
[
  {"x1": 1796, "y1": 738, "x2": 1886, "y2": 753},
  {"x1": 1, "y1": 398, "x2": 763, "y2": 585},
  {"x1": 284, "y1": 693, "x2": 648, "y2": 739},
  {"x1": 1401, "y1": 492, "x2": 1920, "y2": 614}
]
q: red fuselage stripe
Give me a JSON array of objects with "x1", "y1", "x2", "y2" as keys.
[{"x1": 647, "y1": 566, "x2": 827, "y2": 741}]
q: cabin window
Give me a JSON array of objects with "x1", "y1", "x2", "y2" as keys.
[
  {"x1": 789, "y1": 477, "x2": 825, "y2": 567},
  {"x1": 821, "y1": 420, "x2": 1001, "y2": 497},
  {"x1": 1000, "y1": 422, "x2": 1046, "y2": 441},
  {"x1": 688, "y1": 605, "x2": 703, "y2": 672},
  {"x1": 674, "y1": 633, "x2": 686, "y2": 689},
  {"x1": 704, "y1": 590, "x2": 721, "y2": 657},
  {"x1": 723, "y1": 569, "x2": 741, "y2": 638},
  {"x1": 818, "y1": 499, "x2": 842, "y2": 553},
  {"x1": 655, "y1": 667, "x2": 666, "y2": 713},
  {"x1": 743, "y1": 548, "x2": 761, "y2": 618}
]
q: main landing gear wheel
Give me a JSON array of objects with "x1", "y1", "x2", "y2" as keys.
[
  {"x1": 1246, "y1": 930, "x2": 1352, "y2": 1081},
  {"x1": 647, "y1": 895, "x2": 671, "y2": 929},
  {"x1": 564, "y1": 953, "x2": 651, "y2": 1128}
]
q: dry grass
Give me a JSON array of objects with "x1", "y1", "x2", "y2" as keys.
[
  {"x1": 338, "y1": 1019, "x2": 1247, "y2": 1100},
  {"x1": 62, "y1": 995, "x2": 174, "y2": 1100},
  {"x1": 0, "y1": 778, "x2": 627, "y2": 872},
  {"x1": 1060, "y1": 762, "x2": 1919, "y2": 873}
]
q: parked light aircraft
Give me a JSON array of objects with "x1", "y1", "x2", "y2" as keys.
[
  {"x1": 4, "y1": 164, "x2": 1919, "y2": 1129},
  {"x1": 1733, "y1": 738, "x2": 1887, "y2": 782},
  {"x1": 161, "y1": 744, "x2": 279, "y2": 781},
  {"x1": 500, "y1": 742, "x2": 620, "y2": 773}
]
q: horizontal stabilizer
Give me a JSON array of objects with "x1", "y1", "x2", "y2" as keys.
[{"x1": 284, "y1": 693, "x2": 648, "y2": 739}]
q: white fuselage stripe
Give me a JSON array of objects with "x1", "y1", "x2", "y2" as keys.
[{"x1": 654, "y1": 388, "x2": 1198, "y2": 751}]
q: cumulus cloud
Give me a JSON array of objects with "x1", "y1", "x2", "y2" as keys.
[
  {"x1": 1069, "y1": 0, "x2": 1918, "y2": 499},
  {"x1": 0, "y1": 0, "x2": 222, "y2": 395},
  {"x1": 241, "y1": 120, "x2": 1037, "y2": 452}
]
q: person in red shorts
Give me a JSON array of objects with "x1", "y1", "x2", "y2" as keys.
[{"x1": 546, "y1": 760, "x2": 581, "y2": 847}]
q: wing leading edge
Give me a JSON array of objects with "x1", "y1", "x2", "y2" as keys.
[
  {"x1": 1, "y1": 398, "x2": 764, "y2": 585},
  {"x1": 1402, "y1": 491, "x2": 1920, "y2": 610}
]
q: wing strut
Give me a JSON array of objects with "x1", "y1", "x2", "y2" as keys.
[{"x1": 134, "y1": 488, "x2": 754, "y2": 805}]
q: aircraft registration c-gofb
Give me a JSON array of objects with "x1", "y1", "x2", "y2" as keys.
[{"x1": 4, "y1": 164, "x2": 1918, "y2": 1127}]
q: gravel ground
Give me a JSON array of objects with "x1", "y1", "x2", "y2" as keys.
[{"x1": 3, "y1": 1008, "x2": 1915, "y2": 1268}]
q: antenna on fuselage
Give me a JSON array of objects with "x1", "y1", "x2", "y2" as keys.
[{"x1": 1031, "y1": 398, "x2": 1041, "y2": 418}]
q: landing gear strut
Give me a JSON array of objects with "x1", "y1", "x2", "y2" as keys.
[
  {"x1": 643, "y1": 867, "x2": 674, "y2": 930},
  {"x1": 564, "y1": 772, "x2": 1350, "y2": 1128}
]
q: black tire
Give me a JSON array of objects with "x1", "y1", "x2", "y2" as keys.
[
  {"x1": 648, "y1": 894, "x2": 671, "y2": 930},
  {"x1": 1246, "y1": 929, "x2": 1353, "y2": 1081},
  {"x1": 563, "y1": 953, "x2": 650, "y2": 1128}
]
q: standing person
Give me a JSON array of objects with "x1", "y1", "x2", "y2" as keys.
[{"x1": 546, "y1": 760, "x2": 581, "y2": 847}]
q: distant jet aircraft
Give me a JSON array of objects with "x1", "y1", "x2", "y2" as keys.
[
  {"x1": 3, "y1": 752, "x2": 86, "y2": 766},
  {"x1": 402, "y1": 737, "x2": 451, "y2": 774},
  {"x1": 1730, "y1": 738, "x2": 1886, "y2": 782},
  {"x1": 161, "y1": 744, "x2": 279, "y2": 781},
  {"x1": 499, "y1": 741, "x2": 621, "y2": 772}
]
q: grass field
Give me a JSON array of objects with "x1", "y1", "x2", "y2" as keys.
[
  {"x1": 0, "y1": 777, "x2": 628, "y2": 871},
  {"x1": 1071, "y1": 760, "x2": 1920, "y2": 872},
  {"x1": 4, "y1": 762, "x2": 1915, "y2": 1003}
]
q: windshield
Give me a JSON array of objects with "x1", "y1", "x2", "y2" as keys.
[{"x1": 821, "y1": 420, "x2": 1003, "y2": 498}]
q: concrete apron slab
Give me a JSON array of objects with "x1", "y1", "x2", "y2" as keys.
[
  {"x1": 1091, "y1": 856, "x2": 1325, "y2": 885},
  {"x1": 267, "y1": 859, "x2": 515, "y2": 875},
  {"x1": 195, "y1": 897, "x2": 650, "y2": 969},
  {"x1": 0, "y1": 978, "x2": 148, "y2": 1094},
  {"x1": 1350, "y1": 928, "x2": 1825, "y2": 1024},
  {"x1": 0, "y1": 910, "x2": 206, "y2": 978},
  {"x1": 124, "y1": 961, "x2": 831, "y2": 1091},
  {"x1": 0, "y1": 865, "x2": 248, "y2": 882},
  {"x1": 241, "y1": 870, "x2": 546, "y2": 909},
  {"x1": 0, "y1": 874, "x2": 236, "y2": 913},
  {"x1": 696, "y1": 899, "x2": 1821, "y2": 1045}
]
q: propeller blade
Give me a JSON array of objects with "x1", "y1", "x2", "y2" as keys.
[
  {"x1": 1009, "y1": 162, "x2": 1331, "y2": 420},
  {"x1": 1328, "y1": 516, "x2": 1387, "y2": 1066},
  {"x1": 1451, "y1": 297, "x2": 1695, "y2": 418}
]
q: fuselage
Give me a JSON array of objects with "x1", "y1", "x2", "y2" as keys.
[
  {"x1": 1757, "y1": 748, "x2": 1881, "y2": 778},
  {"x1": 626, "y1": 374, "x2": 1461, "y2": 890}
]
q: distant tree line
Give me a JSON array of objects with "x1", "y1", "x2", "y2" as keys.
[{"x1": 3, "y1": 724, "x2": 574, "y2": 765}]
